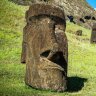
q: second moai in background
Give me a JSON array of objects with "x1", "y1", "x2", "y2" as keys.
[{"x1": 90, "y1": 23, "x2": 96, "y2": 43}]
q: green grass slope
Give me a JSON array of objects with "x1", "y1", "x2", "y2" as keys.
[
  {"x1": 0, "y1": 0, "x2": 27, "y2": 64},
  {"x1": 0, "y1": 0, "x2": 96, "y2": 96}
]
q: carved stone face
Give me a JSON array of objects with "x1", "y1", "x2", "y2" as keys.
[
  {"x1": 21, "y1": 3, "x2": 68, "y2": 92},
  {"x1": 90, "y1": 23, "x2": 96, "y2": 43}
]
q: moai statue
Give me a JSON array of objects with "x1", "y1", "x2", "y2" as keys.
[
  {"x1": 76, "y1": 30, "x2": 82, "y2": 36},
  {"x1": 90, "y1": 23, "x2": 96, "y2": 43},
  {"x1": 21, "y1": 3, "x2": 68, "y2": 92}
]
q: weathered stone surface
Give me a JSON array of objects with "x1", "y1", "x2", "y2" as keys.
[
  {"x1": 90, "y1": 23, "x2": 96, "y2": 43},
  {"x1": 76, "y1": 30, "x2": 82, "y2": 36},
  {"x1": 21, "y1": 3, "x2": 68, "y2": 92}
]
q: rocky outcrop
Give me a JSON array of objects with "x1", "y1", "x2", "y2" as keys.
[
  {"x1": 56, "y1": 0, "x2": 96, "y2": 29},
  {"x1": 76, "y1": 30, "x2": 82, "y2": 36}
]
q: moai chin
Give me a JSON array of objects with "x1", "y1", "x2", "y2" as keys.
[
  {"x1": 90, "y1": 23, "x2": 96, "y2": 43},
  {"x1": 21, "y1": 3, "x2": 68, "y2": 92}
]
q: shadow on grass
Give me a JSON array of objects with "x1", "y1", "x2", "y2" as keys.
[{"x1": 67, "y1": 76, "x2": 87, "y2": 92}]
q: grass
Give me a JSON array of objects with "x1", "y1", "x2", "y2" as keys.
[{"x1": 0, "y1": 0, "x2": 96, "y2": 96}]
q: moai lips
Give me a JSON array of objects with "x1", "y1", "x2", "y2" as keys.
[
  {"x1": 21, "y1": 3, "x2": 68, "y2": 92},
  {"x1": 90, "y1": 23, "x2": 96, "y2": 43}
]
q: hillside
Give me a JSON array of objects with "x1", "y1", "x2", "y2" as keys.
[
  {"x1": 9, "y1": 0, "x2": 96, "y2": 29},
  {"x1": 0, "y1": 0, "x2": 96, "y2": 96},
  {"x1": 0, "y1": 0, "x2": 28, "y2": 63}
]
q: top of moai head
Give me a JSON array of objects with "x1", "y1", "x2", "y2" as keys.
[
  {"x1": 26, "y1": 3, "x2": 65, "y2": 22},
  {"x1": 92, "y1": 23, "x2": 96, "y2": 30}
]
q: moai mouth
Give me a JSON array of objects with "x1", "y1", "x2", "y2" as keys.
[
  {"x1": 40, "y1": 50, "x2": 67, "y2": 73},
  {"x1": 21, "y1": 3, "x2": 68, "y2": 92}
]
